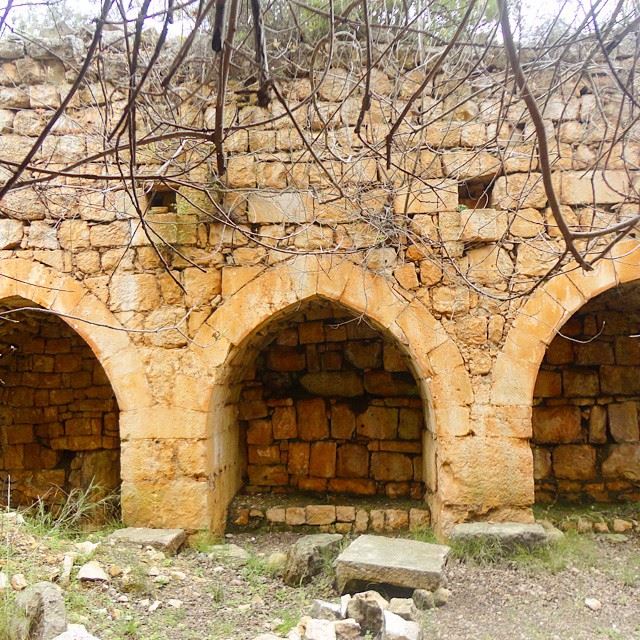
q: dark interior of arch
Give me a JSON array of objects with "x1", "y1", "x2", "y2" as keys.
[
  {"x1": 532, "y1": 282, "x2": 640, "y2": 503},
  {"x1": 235, "y1": 299, "x2": 426, "y2": 500},
  {"x1": 0, "y1": 297, "x2": 120, "y2": 508}
]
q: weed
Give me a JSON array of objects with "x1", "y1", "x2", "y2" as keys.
[
  {"x1": 120, "y1": 565, "x2": 152, "y2": 596},
  {"x1": 189, "y1": 531, "x2": 223, "y2": 552},
  {"x1": 410, "y1": 527, "x2": 438, "y2": 544},
  {"x1": 20, "y1": 481, "x2": 119, "y2": 539},
  {"x1": 449, "y1": 536, "x2": 508, "y2": 565},
  {"x1": 275, "y1": 608, "x2": 301, "y2": 635},
  {"x1": 510, "y1": 531, "x2": 598, "y2": 574},
  {"x1": 209, "y1": 582, "x2": 225, "y2": 603}
]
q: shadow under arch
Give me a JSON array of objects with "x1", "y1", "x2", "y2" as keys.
[
  {"x1": 0, "y1": 259, "x2": 152, "y2": 413},
  {"x1": 192, "y1": 256, "x2": 473, "y2": 534}
]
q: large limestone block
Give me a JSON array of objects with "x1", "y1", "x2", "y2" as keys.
[
  {"x1": 459, "y1": 208, "x2": 508, "y2": 242},
  {"x1": 283, "y1": 533, "x2": 343, "y2": 586},
  {"x1": 247, "y1": 191, "x2": 313, "y2": 224},
  {"x1": 108, "y1": 527, "x2": 186, "y2": 555},
  {"x1": 560, "y1": 171, "x2": 630, "y2": 205},
  {"x1": 552, "y1": 445, "x2": 597, "y2": 480},
  {"x1": 532, "y1": 406, "x2": 582, "y2": 443},
  {"x1": 0, "y1": 219, "x2": 23, "y2": 249},
  {"x1": 492, "y1": 173, "x2": 548, "y2": 209},
  {"x1": 335, "y1": 535, "x2": 449, "y2": 593},
  {"x1": 450, "y1": 522, "x2": 550, "y2": 550},
  {"x1": 602, "y1": 443, "x2": 640, "y2": 480},
  {"x1": 608, "y1": 402, "x2": 640, "y2": 443},
  {"x1": 10, "y1": 581, "x2": 67, "y2": 640},
  {"x1": 393, "y1": 179, "x2": 458, "y2": 215}
]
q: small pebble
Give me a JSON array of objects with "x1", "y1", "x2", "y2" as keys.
[{"x1": 585, "y1": 597, "x2": 602, "y2": 611}]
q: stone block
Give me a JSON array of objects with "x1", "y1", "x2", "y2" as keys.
[
  {"x1": 309, "y1": 441, "x2": 337, "y2": 478},
  {"x1": 300, "y1": 371, "x2": 365, "y2": 397},
  {"x1": 336, "y1": 443, "x2": 369, "y2": 479},
  {"x1": 357, "y1": 406, "x2": 398, "y2": 440},
  {"x1": 328, "y1": 478, "x2": 377, "y2": 495},
  {"x1": 285, "y1": 507, "x2": 306, "y2": 526},
  {"x1": 297, "y1": 398, "x2": 329, "y2": 440},
  {"x1": 601, "y1": 366, "x2": 640, "y2": 395},
  {"x1": 589, "y1": 405, "x2": 607, "y2": 444},
  {"x1": 553, "y1": 445, "x2": 597, "y2": 480},
  {"x1": 371, "y1": 452, "x2": 413, "y2": 481},
  {"x1": 0, "y1": 219, "x2": 23, "y2": 249},
  {"x1": 398, "y1": 408, "x2": 422, "y2": 440},
  {"x1": 533, "y1": 447, "x2": 552, "y2": 480},
  {"x1": 306, "y1": 505, "x2": 337, "y2": 525},
  {"x1": 608, "y1": 402, "x2": 639, "y2": 443},
  {"x1": 563, "y1": 369, "x2": 599, "y2": 397},
  {"x1": 336, "y1": 506, "x2": 356, "y2": 522},
  {"x1": 532, "y1": 406, "x2": 582, "y2": 443},
  {"x1": 344, "y1": 341, "x2": 382, "y2": 369},
  {"x1": 336, "y1": 535, "x2": 449, "y2": 593},
  {"x1": 458, "y1": 208, "x2": 508, "y2": 242},
  {"x1": 288, "y1": 442, "x2": 310, "y2": 476},
  {"x1": 266, "y1": 507, "x2": 286, "y2": 523},
  {"x1": 247, "y1": 191, "x2": 312, "y2": 223},
  {"x1": 109, "y1": 527, "x2": 186, "y2": 554},
  {"x1": 248, "y1": 465, "x2": 288, "y2": 486},
  {"x1": 364, "y1": 371, "x2": 416, "y2": 396},
  {"x1": 247, "y1": 419, "x2": 272, "y2": 445},
  {"x1": 560, "y1": 171, "x2": 630, "y2": 205},
  {"x1": 248, "y1": 445, "x2": 280, "y2": 465},
  {"x1": 266, "y1": 348, "x2": 306, "y2": 372},
  {"x1": 450, "y1": 522, "x2": 550, "y2": 550},
  {"x1": 533, "y1": 371, "x2": 562, "y2": 397},
  {"x1": 331, "y1": 404, "x2": 356, "y2": 439},
  {"x1": 393, "y1": 179, "x2": 458, "y2": 215},
  {"x1": 272, "y1": 406, "x2": 297, "y2": 439},
  {"x1": 492, "y1": 173, "x2": 547, "y2": 209},
  {"x1": 183, "y1": 268, "x2": 221, "y2": 307},
  {"x1": 602, "y1": 444, "x2": 640, "y2": 480}
]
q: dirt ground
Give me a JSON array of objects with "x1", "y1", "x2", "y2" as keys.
[{"x1": 1, "y1": 513, "x2": 639, "y2": 640}]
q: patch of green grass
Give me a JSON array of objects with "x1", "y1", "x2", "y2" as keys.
[
  {"x1": 209, "y1": 582, "x2": 225, "y2": 603},
  {"x1": 449, "y1": 535, "x2": 508, "y2": 565},
  {"x1": 510, "y1": 531, "x2": 599, "y2": 574},
  {"x1": 274, "y1": 608, "x2": 302, "y2": 635},
  {"x1": 188, "y1": 531, "x2": 224, "y2": 552},
  {"x1": 120, "y1": 564, "x2": 153, "y2": 596},
  {"x1": 20, "y1": 482, "x2": 119, "y2": 539},
  {"x1": 410, "y1": 527, "x2": 438, "y2": 544}
]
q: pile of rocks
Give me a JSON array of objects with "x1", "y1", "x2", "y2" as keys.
[{"x1": 256, "y1": 588, "x2": 450, "y2": 640}]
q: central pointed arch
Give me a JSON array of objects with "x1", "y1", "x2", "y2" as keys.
[{"x1": 191, "y1": 255, "x2": 474, "y2": 533}]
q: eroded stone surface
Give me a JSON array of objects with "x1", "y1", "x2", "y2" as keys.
[
  {"x1": 336, "y1": 535, "x2": 449, "y2": 593},
  {"x1": 450, "y1": 522, "x2": 549, "y2": 550},
  {"x1": 108, "y1": 528, "x2": 186, "y2": 555},
  {"x1": 283, "y1": 534, "x2": 343, "y2": 586}
]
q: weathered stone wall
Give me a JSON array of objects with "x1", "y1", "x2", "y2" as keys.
[
  {"x1": 532, "y1": 283, "x2": 640, "y2": 503},
  {"x1": 0, "y1": 299, "x2": 119, "y2": 506},
  {"x1": 238, "y1": 302, "x2": 424, "y2": 498},
  {"x1": 0, "y1": 35, "x2": 636, "y2": 534}
]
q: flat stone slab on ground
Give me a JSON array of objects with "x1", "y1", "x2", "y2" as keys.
[
  {"x1": 335, "y1": 535, "x2": 449, "y2": 594},
  {"x1": 449, "y1": 522, "x2": 550, "y2": 550},
  {"x1": 108, "y1": 528, "x2": 186, "y2": 555}
]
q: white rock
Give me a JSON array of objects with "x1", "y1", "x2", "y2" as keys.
[
  {"x1": 585, "y1": 597, "x2": 602, "y2": 611},
  {"x1": 389, "y1": 598, "x2": 418, "y2": 621},
  {"x1": 77, "y1": 562, "x2": 109, "y2": 582},
  {"x1": 147, "y1": 566, "x2": 160, "y2": 576},
  {"x1": 334, "y1": 618, "x2": 361, "y2": 640},
  {"x1": 382, "y1": 610, "x2": 423, "y2": 640},
  {"x1": 53, "y1": 623, "x2": 101, "y2": 640},
  {"x1": 304, "y1": 619, "x2": 336, "y2": 640},
  {"x1": 148, "y1": 600, "x2": 161, "y2": 612},
  {"x1": 310, "y1": 599, "x2": 343, "y2": 620},
  {"x1": 11, "y1": 573, "x2": 27, "y2": 590},
  {"x1": 167, "y1": 598, "x2": 183, "y2": 608},
  {"x1": 60, "y1": 554, "x2": 75, "y2": 587},
  {"x1": 74, "y1": 541, "x2": 100, "y2": 556},
  {"x1": 0, "y1": 572, "x2": 8, "y2": 590}
]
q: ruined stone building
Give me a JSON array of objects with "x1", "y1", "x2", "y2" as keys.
[{"x1": 0, "y1": 33, "x2": 637, "y2": 536}]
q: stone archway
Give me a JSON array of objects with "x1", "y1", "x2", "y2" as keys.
[
  {"x1": 193, "y1": 256, "x2": 475, "y2": 534},
  {"x1": 493, "y1": 239, "x2": 640, "y2": 506},
  {"x1": 0, "y1": 259, "x2": 152, "y2": 521}
]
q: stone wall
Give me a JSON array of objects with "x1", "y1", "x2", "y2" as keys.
[
  {"x1": 0, "y1": 35, "x2": 636, "y2": 534},
  {"x1": 0, "y1": 298, "x2": 119, "y2": 506},
  {"x1": 238, "y1": 302, "x2": 425, "y2": 498},
  {"x1": 532, "y1": 283, "x2": 640, "y2": 503}
]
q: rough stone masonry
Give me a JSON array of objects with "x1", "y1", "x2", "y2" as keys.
[{"x1": 0, "y1": 32, "x2": 637, "y2": 536}]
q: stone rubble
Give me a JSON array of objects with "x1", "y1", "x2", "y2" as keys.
[
  {"x1": 107, "y1": 528, "x2": 186, "y2": 555},
  {"x1": 283, "y1": 534, "x2": 343, "y2": 586}
]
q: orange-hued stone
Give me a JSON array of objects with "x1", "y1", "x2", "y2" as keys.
[{"x1": 297, "y1": 398, "x2": 329, "y2": 440}]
